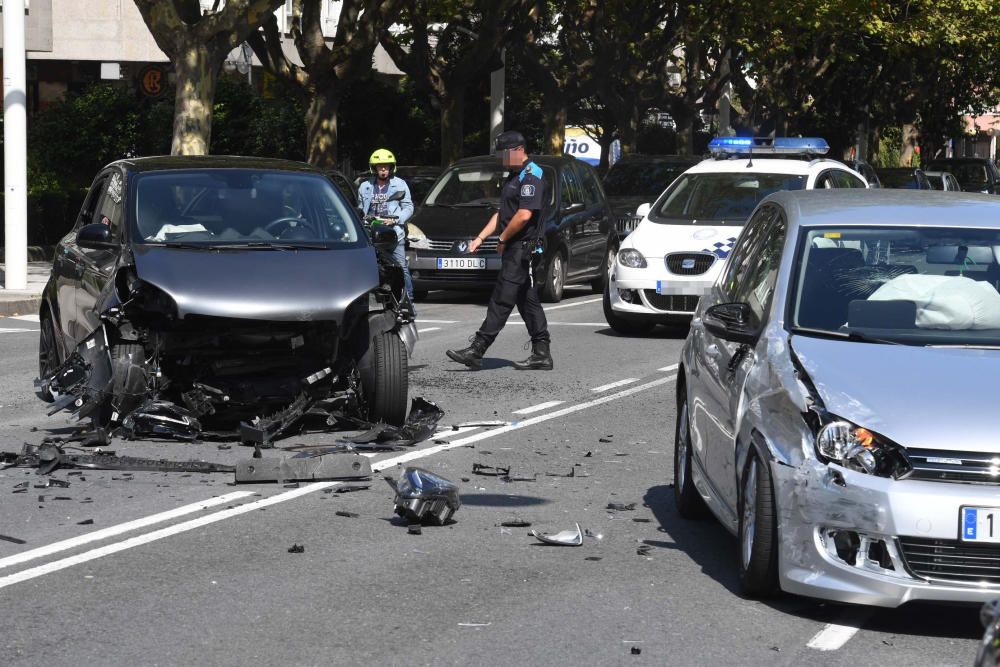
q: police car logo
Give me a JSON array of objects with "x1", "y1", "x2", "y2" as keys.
[{"x1": 520, "y1": 184, "x2": 535, "y2": 197}]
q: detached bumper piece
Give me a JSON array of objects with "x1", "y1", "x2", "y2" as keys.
[
  {"x1": 387, "y1": 467, "x2": 461, "y2": 525},
  {"x1": 3, "y1": 443, "x2": 234, "y2": 475},
  {"x1": 343, "y1": 397, "x2": 445, "y2": 451},
  {"x1": 234, "y1": 453, "x2": 373, "y2": 483}
]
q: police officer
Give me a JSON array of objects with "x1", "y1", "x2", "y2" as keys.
[
  {"x1": 358, "y1": 148, "x2": 415, "y2": 304},
  {"x1": 446, "y1": 130, "x2": 553, "y2": 371}
]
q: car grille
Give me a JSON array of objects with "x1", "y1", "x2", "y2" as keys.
[
  {"x1": 417, "y1": 270, "x2": 497, "y2": 281},
  {"x1": 616, "y1": 215, "x2": 643, "y2": 236},
  {"x1": 906, "y1": 448, "x2": 1000, "y2": 485},
  {"x1": 426, "y1": 238, "x2": 499, "y2": 252},
  {"x1": 665, "y1": 253, "x2": 715, "y2": 276},
  {"x1": 898, "y1": 537, "x2": 1000, "y2": 585},
  {"x1": 642, "y1": 291, "x2": 699, "y2": 313}
]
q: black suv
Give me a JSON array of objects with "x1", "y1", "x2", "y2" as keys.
[
  {"x1": 924, "y1": 157, "x2": 1000, "y2": 194},
  {"x1": 38, "y1": 156, "x2": 415, "y2": 440},
  {"x1": 874, "y1": 167, "x2": 932, "y2": 190},
  {"x1": 406, "y1": 155, "x2": 616, "y2": 302},
  {"x1": 602, "y1": 154, "x2": 700, "y2": 237}
]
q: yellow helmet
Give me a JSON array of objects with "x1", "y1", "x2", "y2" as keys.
[{"x1": 369, "y1": 148, "x2": 396, "y2": 171}]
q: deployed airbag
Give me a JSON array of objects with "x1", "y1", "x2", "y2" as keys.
[{"x1": 868, "y1": 274, "x2": 1000, "y2": 330}]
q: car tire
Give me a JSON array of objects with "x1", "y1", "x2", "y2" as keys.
[
  {"x1": 36, "y1": 310, "x2": 61, "y2": 402},
  {"x1": 738, "y1": 448, "x2": 780, "y2": 598},
  {"x1": 674, "y1": 392, "x2": 707, "y2": 518},
  {"x1": 538, "y1": 250, "x2": 565, "y2": 303},
  {"x1": 603, "y1": 282, "x2": 654, "y2": 336},
  {"x1": 590, "y1": 245, "x2": 617, "y2": 293},
  {"x1": 365, "y1": 332, "x2": 408, "y2": 426}
]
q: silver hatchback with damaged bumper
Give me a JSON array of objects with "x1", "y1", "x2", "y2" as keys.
[{"x1": 675, "y1": 189, "x2": 1000, "y2": 607}]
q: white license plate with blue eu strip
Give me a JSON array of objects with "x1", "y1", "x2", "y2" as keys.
[
  {"x1": 961, "y1": 506, "x2": 1000, "y2": 543},
  {"x1": 437, "y1": 258, "x2": 486, "y2": 270}
]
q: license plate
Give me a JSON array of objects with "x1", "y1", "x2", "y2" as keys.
[
  {"x1": 437, "y1": 257, "x2": 486, "y2": 270},
  {"x1": 961, "y1": 506, "x2": 1000, "y2": 542},
  {"x1": 656, "y1": 281, "x2": 667, "y2": 294}
]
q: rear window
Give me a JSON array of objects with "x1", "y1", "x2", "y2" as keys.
[{"x1": 649, "y1": 172, "x2": 806, "y2": 224}]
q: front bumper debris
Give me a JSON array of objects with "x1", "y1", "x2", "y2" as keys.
[{"x1": 387, "y1": 467, "x2": 461, "y2": 525}]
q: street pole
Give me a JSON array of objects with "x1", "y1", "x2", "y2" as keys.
[
  {"x1": 489, "y1": 47, "x2": 504, "y2": 150},
  {"x1": 3, "y1": 0, "x2": 28, "y2": 290}
]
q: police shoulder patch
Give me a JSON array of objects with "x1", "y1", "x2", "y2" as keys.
[{"x1": 520, "y1": 184, "x2": 536, "y2": 197}]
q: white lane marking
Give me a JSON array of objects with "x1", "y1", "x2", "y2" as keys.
[
  {"x1": 0, "y1": 483, "x2": 338, "y2": 591},
  {"x1": 417, "y1": 327, "x2": 441, "y2": 333},
  {"x1": 373, "y1": 374, "x2": 676, "y2": 472},
  {"x1": 543, "y1": 297, "x2": 602, "y2": 311},
  {"x1": 0, "y1": 328, "x2": 34, "y2": 333},
  {"x1": 9, "y1": 314, "x2": 40, "y2": 322},
  {"x1": 591, "y1": 378, "x2": 639, "y2": 393},
  {"x1": 806, "y1": 610, "x2": 872, "y2": 651},
  {"x1": 415, "y1": 319, "x2": 458, "y2": 324},
  {"x1": 658, "y1": 364, "x2": 679, "y2": 372},
  {"x1": 512, "y1": 400, "x2": 565, "y2": 415},
  {"x1": 0, "y1": 492, "x2": 254, "y2": 571},
  {"x1": 546, "y1": 322, "x2": 610, "y2": 326}
]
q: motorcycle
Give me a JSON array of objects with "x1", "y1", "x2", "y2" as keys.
[{"x1": 362, "y1": 190, "x2": 418, "y2": 352}]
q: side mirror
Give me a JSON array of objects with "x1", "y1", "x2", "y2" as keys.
[
  {"x1": 635, "y1": 202, "x2": 651, "y2": 218},
  {"x1": 563, "y1": 201, "x2": 585, "y2": 213},
  {"x1": 703, "y1": 302, "x2": 759, "y2": 345},
  {"x1": 388, "y1": 190, "x2": 406, "y2": 202},
  {"x1": 371, "y1": 226, "x2": 398, "y2": 250},
  {"x1": 76, "y1": 222, "x2": 116, "y2": 250}
]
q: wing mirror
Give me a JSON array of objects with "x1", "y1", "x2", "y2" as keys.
[
  {"x1": 702, "y1": 302, "x2": 759, "y2": 345},
  {"x1": 76, "y1": 222, "x2": 117, "y2": 250},
  {"x1": 635, "y1": 202, "x2": 651, "y2": 218},
  {"x1": 388, "y1": 190, "x2": 406, "y2": 202},
  {"x1": 371, "y1": 226, "x2": 398, "y2": 250}
]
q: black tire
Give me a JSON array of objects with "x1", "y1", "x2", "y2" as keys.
[
  {"x1": 674, "y1": 390, "x2": 708, "y2": 518},
  {"x1": 738, "y1": 449, "x2": 780, "y2": 598},
  {"x1": 364, "y1": 332, "x2": 408, "y2": 426},
  {"x1": 36, "y1": 310, "x2": 61, "y2": 402},
  {"x1": 603, "y1": 282, "x2": 655, "y2": 336},
  {"x1": 538, "y1": 250, "x2": 565, "y2": 303},
  {"x1": 108, "y1": 343, "x2": 149, "y2": 421},
  {"x1": 590, "y1": 244, "x2": 617, "y2": 293}
]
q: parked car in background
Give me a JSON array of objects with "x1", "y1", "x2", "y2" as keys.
[
  {"x1": 601, "y1": 154, "x2": 700, "y2": 238},
  {"x1": 842, "y1": 159, "x2": 880, "y2": 187},
  {"x1": 923, "y1": 170, "x2": 962, "y2": 191},
  {"x1": 677, "y1": 189, "x2": 1000, "y2": 606},
  {"x1": 924, "y1": 157, "x2": 1000, "y2": 194},
  {"x1": 354, "y1": 166, "x2": 443, "y2": 205},
  {"x1": 406, "y1": 155, "x2": 616, "y2": 302},
  {"x1": 874, "y1": 167, "x2": 932, "y2": 190}
]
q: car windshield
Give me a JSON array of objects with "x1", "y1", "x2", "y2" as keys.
[
  {"x1": 791, "y1": 226, "x2": 1000, "y2": 346},
  {"x1": 424, "y1": 164, "x2": 555, "y2": 207},
  {"x1": 133, "y1": 170, "x2": 364, "y2": 247},
  {"x1": 649, "y1": 172, "x2": 807, "y2": 224},
  {"x1": 876, "y1": 170, "x2": 920, "y2": 189},
  {"x1": 602, "y1": 160, "x2": 690, "y2": 197},
  {"x1": 927, "y1": 161, "x2": 989, "y2": 190}
]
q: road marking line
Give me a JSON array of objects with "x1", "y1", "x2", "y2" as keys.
[
  {"x1": 10, "y1": 314, "x2": 40, "y2": 322},
  {"x1": 806, "y1": 611, "x2": 872, "y2": 651},
  {"x1": 0, "y1": 484, "x2": 336, "y2": 591},
  {"x1": 417, "y1": 327, "x2": 441, "y2": 333},
  {"x1": 513, "y1": 400, "x2": 565, "y2": 415},
  {"x1": 0, "y1": 492, "x2": 255, "y2": 571},
  {"x1": 546, "y1": 322, "x2": 609, "y2": 326},
  {"x1": 591, "y1": 378, "x2": 638, "y2": 393},
  {"x1": 658, "y1": 364, "x2": 679, "y2": 372},
  {"x1": 372, "y1": 374, "x2": 676, "y2": 471},
  {"x1": 415, "y1": 319, "x2": 458, "y2": 324},
  {"x1": 0, "y1": 328, "x2": 34, "y2": 333},
  {"x1": 543, "y1": 297, "x2": 602, "y2": 311}
]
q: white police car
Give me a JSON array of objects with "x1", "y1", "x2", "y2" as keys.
[{"x1": 604, "y1": 137, "x2": 868, "y2": 334}]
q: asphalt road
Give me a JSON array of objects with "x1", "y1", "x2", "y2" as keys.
[{"x1": 0, "y1": 287, "x2": 984, "y2": 666}]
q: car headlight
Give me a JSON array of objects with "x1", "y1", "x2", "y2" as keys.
[
  {"x1": 407, "y1": 223, "x2": 431, "y2": 250},
  {"x1": 617, "y1": 248, "x2": 646, "y2": 268},
  {"x1": 814, "y1": 417, "x2": 911, "y2": 479}
]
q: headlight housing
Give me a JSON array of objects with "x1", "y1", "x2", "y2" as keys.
[
  {"x1": 617, "y1": 248, "x2": 646, "y2": 268},
  {"x1": 407, "y1": 223, "x2": 431, "y2": 250},
  {"x1": 814, "y1": 416, "x2": 911, "y2": 479}
]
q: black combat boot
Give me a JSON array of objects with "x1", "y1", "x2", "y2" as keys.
[
  {"x1": 446, "y1": 335, "x2": 490, "y2": 369},
  {"x1": 513, "y1": 340, "x2": 553, "y2": 371}
]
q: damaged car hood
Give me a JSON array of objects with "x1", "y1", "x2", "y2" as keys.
[
  {"x1": 132, "y1": 245, "x2": 379, "y2": 322},
  {"x1": 791, "y1": 334, "x2": 1000, "y2": 452}
]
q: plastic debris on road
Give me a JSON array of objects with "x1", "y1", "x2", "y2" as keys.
[
  {"x1": 530, "y1": 523, "x2": 583, "y2": 546},
  {"x1": 386, "y1": 467, "x2": 461, "y2": 525}
]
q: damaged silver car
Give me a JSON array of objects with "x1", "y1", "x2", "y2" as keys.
[
  {"x1": 676, "y1": 189, "x2": 1000, "y2": 607},
  {"x1": 36, "y1": 156, "x2": 416, "y2": 444}
]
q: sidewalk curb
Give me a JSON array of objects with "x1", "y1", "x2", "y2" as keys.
[{"x1": 0, "y1": 296, "x2": 42, "y2": 317}]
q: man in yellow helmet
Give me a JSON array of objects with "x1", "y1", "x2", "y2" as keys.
[{"x1": 358, "y1": 148, "x2": 415, "y2": 304}]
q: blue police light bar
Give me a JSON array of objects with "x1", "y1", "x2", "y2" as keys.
[{"x1": 708, "y1": 136, "x2": 830, "y2": 156}]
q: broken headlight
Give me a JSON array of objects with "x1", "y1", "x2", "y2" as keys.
[{"x1": 815, "y1": 417, "x2": 912, "y2": 479}]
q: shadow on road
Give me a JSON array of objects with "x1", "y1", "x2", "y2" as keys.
[{"x1": 459, "y1": 493, "x2": 551, "y2": 507}]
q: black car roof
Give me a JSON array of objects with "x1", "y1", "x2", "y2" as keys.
[{"x1": 117, "y1": 155, "x2": 323, "y2": 174}]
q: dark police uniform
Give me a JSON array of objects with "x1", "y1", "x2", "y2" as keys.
[{"x1": 475, "y1": 159, "x2": 551, "y2": 345}]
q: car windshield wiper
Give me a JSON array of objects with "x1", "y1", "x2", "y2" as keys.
[
  {"x1": 427, "y1": 203, "x2": 459, "y2": 208},
  {"x1": 454, "y1": 202, "x2": 497, "y2": 208},
  {"x1": 161, "y1": 242, "x2": 216, "y2": 250},
  {"x1": 790, "y1": 326, "x2": 903, "y2": 345},
  {"x1": 927, "y1": 343, "x2": 1000, "y2": 350},
  {"x1": 210, "y1": 241, "x2": 328, "y2": 250}
]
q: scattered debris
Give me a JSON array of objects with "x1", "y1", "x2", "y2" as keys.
[
  {"x1": 631, "y1": 647, "x2": 642, "y2": 655},
  {"x1": 234, "y1": 453, "x2": 372, "y2": 484},
  {"x1": 331, "y1": 484, "x2": 371, "y2": 494},
  {"x1": 0, "y1": 534, "x2": 27, "y2": 545},
  {"x1": 599, "y1": 437, "x2": 612, "y2": 443},
  {"x1": 500, "y1": 520, "x2": 532, "y2": 528},
  {"x1": 335, "y1": 510, "x2": 360, "y2": 518},
  {"x1": 472, "y1": 463, "x2": 509, "y2": 477},
  {"x1": 501, "y1": 473, "x2": 537, "y2": 483},
  {"x1": 386, "y1": 468, "x2": 461, "y2": 525},
  {"x1": 636, "y1": 544, "x2": 652, "y2": 556},
  {"x1": 4, "y1": 444, "x2": 234, "y2": 475},
  {"x1": 77, "y1": 519, "x2": 94, "y2": 525},
  {"x1": 340, "y1": 398, "x2": 445, "y2": 451},
  {"x1": 407, "y1": 523, "x2": 423, "y2": 535},
  {"x1": 607, "y1": 502, "x2": 636, "y2": 511},
  {"x1": 287, "y1": 544, "x2": 305, "y2": 553},
  {"x1": 531, "y1": 523, "x2": 583, "y2": 546},
  {"x1": 453, "y1": 420, "x2": 507, "y2": 429},
  {"x1": 632, "y1": 518, "x2": 651, "y2": 523},
  {"x1": 584, "y1": 451, "x2": 592, "y2": 457},
  {"x1": 585, "y1": 556, "x2": 603, "y2": 561}
]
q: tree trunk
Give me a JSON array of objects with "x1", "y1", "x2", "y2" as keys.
[
  {"x1": 674, "y1": 104, "x2": 695, "y2": 156},
  {"x1": 305, "y1": 89, "x2": 341, "y2": 168},
  {"x1": 901, "y1": 123, "x2": 919, "y2": 166},
  {"x1": 541, "y1": 98, "x2": 567, "y2": 155},
  {"x1": 171, "y1": 41, "x2": 222, "y2": 156},
  {"x1": 617, "y1": 104, "x2": 640, "y2": 155},
  {"x1": 439, "y1": 90, "x2": 465, "y2": 167},
  {"x1": 597, "y1": 131, "x2": 613, "y2": 173}
]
